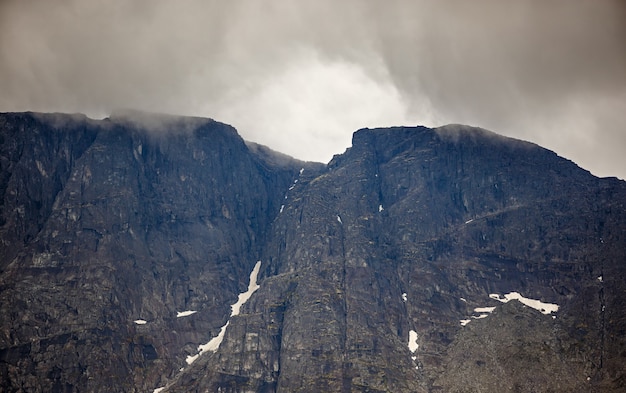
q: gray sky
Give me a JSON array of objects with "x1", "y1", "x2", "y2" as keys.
[{"x1": 1, "y1": 0, "x2": 625, "y2": 179}]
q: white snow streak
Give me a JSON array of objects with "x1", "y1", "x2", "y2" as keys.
[
  {"x1": 230, "y1": 261, "x2": 261, "y2": 317},
  {"x1": 337, "y1": 215, "x2": 342, "y2": 224},
  {"x1": 176, "y1": 310, "x2": 197, "y2": 318},
  {"x1": 465, "y1": 219, "x2": 473, "y2": 224},
  {"x1": 279, "y1": 205, "x2": 284, "y2": 213},
  {"x1": 489, "y1": 292, "x2": 559, "y2": 314},
  {"x1": 185, "y1": 353, "x2": 199, "y2": 365},
  {"x1": 408, "y1": 330, "x2": 419, "y2": 353},
  {"x1": 186, "y1": 261, "x2": 262, "y2": 365},
  {"x1": 153, "y1": 387, "x2": 165, "y2": 393},
  {"x1": 188, "y1": 321, "x2": 230, "y2": 363},
  {"x1": 134, "y1": 319, "x2": 148, "y2": 325},
  {"x1": 460, "y1": 292, "x2": 558, "y2": 327}
]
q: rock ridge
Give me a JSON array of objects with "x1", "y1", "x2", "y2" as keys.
[{"x1": 1, "y1": 112, "x2": 625, "y2": 392}]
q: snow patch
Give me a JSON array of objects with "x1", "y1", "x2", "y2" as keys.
[
  {"x1": 153, "y1": 387, "x2": 165, "y2": 393},
  {"x1": 299, "y1": 168, "x2": 304, "y2": 175},
  {"x1": 465, "y1": 219, "x2": 473, "y2": 224},
  {"x1": 474, "y1": 307, "x2": 496, "y2": 313},
  {"x1": 460, "y1": 319, "x2": 471, "y2": 326},
  {"x1": 185, "y1": 354, "x2": 199, "y2": 365},
  {"x1": 230, "y1": 261, "x2": 262, "y2": 317},
  {"x1": 598, "y1": 276, "x2": 603, "y2": 282},
  {"x1": 489, "y1": 292, "x2": 559, "y2": 314},
  {"x1": 472, "y1": 314, "x2": 489, "y2": 319},
  {"x1": 134, "y1": 319, "x2": 148, "y2": 325},
  {"x1": 186, "y1": 321, "x2": 230, "y2": 364},
  {"x1": 176, "y1": 310, "x2": 197, "y2": 318},
  {"x1": 378, "y1": 204, "x2": 384, "y2": 212},
  {"x1": 408, "y1": 330, "x2": 419, "y2": 353},
  {"x1": 279, "y1": 205, "x2": 284, "y2": 213},
  {"x1": 401, "y1": 293, "x2": 407, "y2": 302},
  {"x1": 186, "y1": 261, "x2": 262, "y2": 365},
  {"x1": 337, "y1": 215, "x2": 342, "y2": 224},
  {"x1": 459, "y1": 297, "x2": 467, "y2": 303}
]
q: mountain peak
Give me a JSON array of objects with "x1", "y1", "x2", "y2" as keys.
[{"x1": 1, "y1": 112, "x2": 625, "y2": 392}]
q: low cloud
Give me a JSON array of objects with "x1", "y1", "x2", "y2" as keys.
[
  {"x1": 1, "y1": 0, "x2": 624, "y2": 178},
  {"x1": 210, "y1": 50, "x2": 422, "y2": 162}
]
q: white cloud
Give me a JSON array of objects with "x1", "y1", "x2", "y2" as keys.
[
  {"x1": 210, "y1": 51, "x2": 427, "y2": 163},
  {"x1": 0, "y1": 0, "x2": 624, "y2": 177}
]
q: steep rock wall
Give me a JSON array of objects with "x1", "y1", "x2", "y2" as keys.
[{"x1": 1, "y1": 113, "x2": 625, "y2": 392}]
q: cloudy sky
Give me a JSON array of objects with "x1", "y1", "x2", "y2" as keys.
[{"x1": 1, "y1": 0, "x2": 625, "y2": 179}]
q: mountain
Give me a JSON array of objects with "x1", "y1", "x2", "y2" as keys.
[{"x1": 0, "y1": 112, "x2": 625, "y2": 392}]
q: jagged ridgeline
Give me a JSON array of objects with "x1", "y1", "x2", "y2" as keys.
[{"x1": 0, "y1": 111, "x2": 625, "y2": 393}]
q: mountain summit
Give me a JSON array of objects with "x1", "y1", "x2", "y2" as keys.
[{"x1": 1, "y1": 112, "x2": 625, "y2": 392}]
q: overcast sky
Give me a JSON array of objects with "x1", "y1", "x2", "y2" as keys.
[{"x1": 1, "y1": 0, "x2": 625, "y2": 179}]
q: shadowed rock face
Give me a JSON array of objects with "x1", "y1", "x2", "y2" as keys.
[
  {"x1": 0, "y1": 112, "x2": 317, "y2": 392},
  {"x1": 0, "y1": 112, "x2": 625, "y2": 392}
]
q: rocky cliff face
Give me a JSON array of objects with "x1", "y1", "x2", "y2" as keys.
[
  {"x1": 0, "y1": 112, "x2": 625, "y2": 392},
  {"x1": 0, "y1": 111, "x2": 319, "y2": 392}
]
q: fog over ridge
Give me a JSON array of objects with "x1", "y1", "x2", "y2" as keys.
[{"x1": 1, "y1": 0, "x2": 624, "y2": 178}]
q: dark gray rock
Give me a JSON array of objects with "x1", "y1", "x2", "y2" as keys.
[
  {"x1": 0, "y1": 111, "x2": 315, "y2": 392},
  {"x1": 434, "y1": 301, "x2": 588, "y2": 392},
  {"x1": 1, "y1": 113, "x2": 625, "y2": 392}
]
